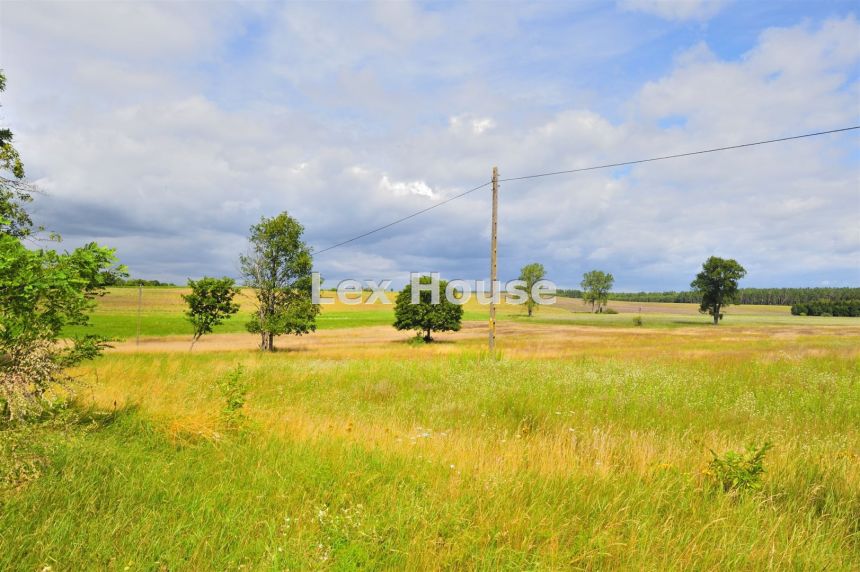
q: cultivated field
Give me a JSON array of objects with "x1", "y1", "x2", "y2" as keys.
[{"x1": 2, "y1": 288, "x2": 859, "y2": 569}]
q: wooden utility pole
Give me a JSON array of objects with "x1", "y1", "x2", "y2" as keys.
[{"x1": 489, "y1": 166, "x2": 498, "y2": 352}]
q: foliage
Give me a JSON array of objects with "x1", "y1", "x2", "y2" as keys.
[
  {"x1": 0, "y1": 71, "x2": 123, "y2": 420},
  {"x1": 632, "y1": 315, "x2": 643, "y2": 327},
  {"x1": 601, "y1": 287, "x2": 860, "y2": 306},
  {"x1": 791, "y1": 299, "x2": 860, "y2": 317},
  {"x1": 580, "y1": 270, "x2": 614, "y2": 313},
  {"x1": 216, "y1": 364, "x2": 248, "y2": 425},
  {"x1": 706, "y1": 442, "x2": 773, "y2": 493},
  {"x1": 0, "y1": 235, "x2": 124, "y2": 419},
  {"x1": 690, "y1": 256, "x2": 746, "y2": 325},
  {"x1": 240, "y1": 213, "x2": 319, "y2": 351},
  {"x1": 0, "y1": 423, "x2": 50, "y2": 491},
  {"x1": 393, "y1": 276, "x2": 463, "y2": 342},
  {"x1": 182, "y1": 277, "x2": 240, "y2": 349},
  {"x1": 102, "y1": 276, "x2": 177, "y2": 287},
  {"x1": 518, "y1": 262, "x2": 546, "y2": 317},
  {"x1": 0, "y1": 70, "x2": 34, "y2": 238}
]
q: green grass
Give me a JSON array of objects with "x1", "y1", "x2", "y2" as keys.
[
  {"x1": 2, "y1": 334, "x2": 859, "y2": 569},
  {"x1": 65, "y1": 287, "x2": 860, "y2": 340},
  {"x1": 67, "y1": 309, "x2": 398, "y2": 339},
  {"x1": 8, "y1": 288, "x2": 860, "y2": 568}
]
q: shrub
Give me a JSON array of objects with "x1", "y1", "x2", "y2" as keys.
[
  {"x1": 603, "y1": 308, "x2": 618, "y2": 314},
  {"x1": 633, "y1": 316, "x2": 643, "y2": 327},
  {"x1": 216, "y1": 365, "x2": 248, "y2": 425},
  {"x1": 0, "y1": 424, "x2": 50, "y2": 490},
  {"x1": 706, "y1": 442, "x2": 772, "y2": 493}
]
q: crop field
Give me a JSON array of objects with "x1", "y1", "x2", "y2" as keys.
[{"x1": 3, "y1": 288, "x2": 860, "y2": 570}]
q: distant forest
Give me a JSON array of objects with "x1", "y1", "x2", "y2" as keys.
[
  {"x1": 557, "y1": 287, "x2": 860, "y2": 306},
  {"x1": 105, "y1": 277, "x2": 178, "y2": 287}
]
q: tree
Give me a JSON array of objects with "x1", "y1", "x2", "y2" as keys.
[
  {"x1": 690, "y1": 256, "x2": 746, "y2": 325},
  {"x1": 182, "y1": 277, "x2": 240, "y2": 350},
  {"x1": 240, "y1": 213, "x2": 319, "y2": 351},
  {"x1": 1, "y1": 238, "x2": 123, "y2": 420},
  {"x1": 518, "y1": 262, "x2": 546, "y2": 317},
  {"x1": 0, "y1": 71, "x2": 124, "y2": 420},
  {"x1": 393, "y1": 276, "x2": 463, "y2": 342},
  {"x1": 0, "y1": 70, "x2": 33, "y2": 238},
  {"x1": 580, "y1": 270, "x2": 614, "y2": 313}
]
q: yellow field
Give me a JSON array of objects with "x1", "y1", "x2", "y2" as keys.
[{"x1": 4, "y1": 288, "x2": 860, "y2": 569}]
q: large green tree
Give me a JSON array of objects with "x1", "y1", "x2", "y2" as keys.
[
  {"x1": 580, "y1": 270, "x2": 614, "y2": 313},
  {"x1": 690, "y1": 256, "x2": 746, "y2": 325},
  {"x1": 518, "y1": 262, "x2": 546, "y2": 317},
  {"x1": 0, "y1": 71, "x2": 124, "y2": 420},
  {"x1": 394, "y1": 276, "x2": 463, "y2": 342},
  {"x1": 240, "y1": 213, "x2": 319, "y2": 351},
  {"x1": 182, "y1": 277, "x2": 240, "y2": 350}
]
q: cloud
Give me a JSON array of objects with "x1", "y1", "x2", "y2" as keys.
[
  {"x1": 449, "y1": 115, "x2": 496, "y2": 135},
  {"x1": 1, "y1": 3, "x2": 857, "y2": 289},
  {"x1": 379, "y1": 175, "x2": 437, "y2": 199},
  {"x1": 619, "y1": 0, "x2": 729, "y2": 22}
]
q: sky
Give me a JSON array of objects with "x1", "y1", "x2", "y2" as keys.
[{"x1": 1, "y1": 0, "x2": 858, "y2": 290}]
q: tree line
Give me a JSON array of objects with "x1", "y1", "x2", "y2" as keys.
[
  {"x1": 102, "y1": 276, "x2": 178, "y2": 287},
  {"x1": 557, "y1": 287, "x2": 860, "y2": 306},
  {"x1": 791, "y1": 299, "x2": 860, "y2": 317}
]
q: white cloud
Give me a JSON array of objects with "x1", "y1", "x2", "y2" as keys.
[
  {"x1": 619, "y1": 0, "x2": 729, "y2": 22},
  {"x1": 450, "y1": 115, "x2": 496, "y2": 135},
  {"x1": 379, "y1": 176, "x2": 437, "y2": 199},
  {"x1": 0, "y1": 3, "x2": 857, "y2": 288}
]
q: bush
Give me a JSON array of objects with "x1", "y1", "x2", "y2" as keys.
[
  {"x1": 706, "y1": 442, "x2": 772, "y2": 493},
  {"x1": 603, "y1": 308, "x2": 618, "y2": 314},
  {"x1": 216, "y1": 365, "x2": 248, "y2": 426},
  {"x1": 633, "y1": 316, "x2": 643, "y2": 327}
]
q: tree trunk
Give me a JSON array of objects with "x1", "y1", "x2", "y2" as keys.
[
  {"x1": 527, "y1": 303, "x2": 533, "y2": 317},
  {"x1": 267, "y1": 332, "x2": 275, "y2": 351},
  {"x1": 713, "y1": 303, "x2": 721, "y2": 325},
  {"x1": 424, "y1": 329, "x2": 432, "y2": 343}
]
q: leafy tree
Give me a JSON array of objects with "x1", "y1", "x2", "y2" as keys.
[
  {"x1": 394, "y1": 276, "x2": 463, "y2": 342},
  {"x1": 0, "y1": 71, "x2": 125, "y2": 420},
  {"x1": 0, "y1": 70, "x2": 34, "y2": 238},
  {"x1": 0, "y1": 236, "x2": 123, "y2": 420},
  {"x1": 518, "y1": 262, "x2": 546, "y2": 317},
  {"x1": 580, "y1": 270, "x2": 614, "y2": 313},
  {"x1": 240, "y1": 213, "x2": 319, "y2": 351},
  {"x1": 690, "y1": 256, "x2": 746, "y2": 325},
  {"x1": 182, "y1": 277, "x2": 240, "y2": 350}
]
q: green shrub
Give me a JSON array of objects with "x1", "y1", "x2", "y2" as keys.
[
  {"x1": 707, "y1": 442, "x2": 772, "y2": 492},
  {"x1": 633, "y1": 316, "x2": 643, "y2": 327},
  {"x1": 216, "y1": 365, "x2": 248, "y2": 424},
  {"x1": 406, "y1": 335, "x2": 427, "y2": 346},
  {"x1": 604, "y1": 308, "x2": 618, "y2": 314},
  {"x1": 0, "y1": 425, "x2": 49, "y2": 490}
]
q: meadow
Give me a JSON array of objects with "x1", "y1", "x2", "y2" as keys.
[{"x1": 2, "y1": 289, "x2": 859, "y2": 569}]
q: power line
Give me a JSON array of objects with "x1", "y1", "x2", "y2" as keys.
[
  {"x1": 499, "y1": 126, "x2": 860, "y2": 183},
  {"x1": 315, "y1": 125, "x2": 859, "y2": 255},
  {"x1": 314, "y1": 180, "x2": 491, "y2": 254}
]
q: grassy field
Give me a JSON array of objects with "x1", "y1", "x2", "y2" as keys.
[
  {"x1": 65, "y1": 287, "x2": 851, "y2": 340},
  {"x1": 3, "y1": 289, "x2": 860, "y2": 569}
]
